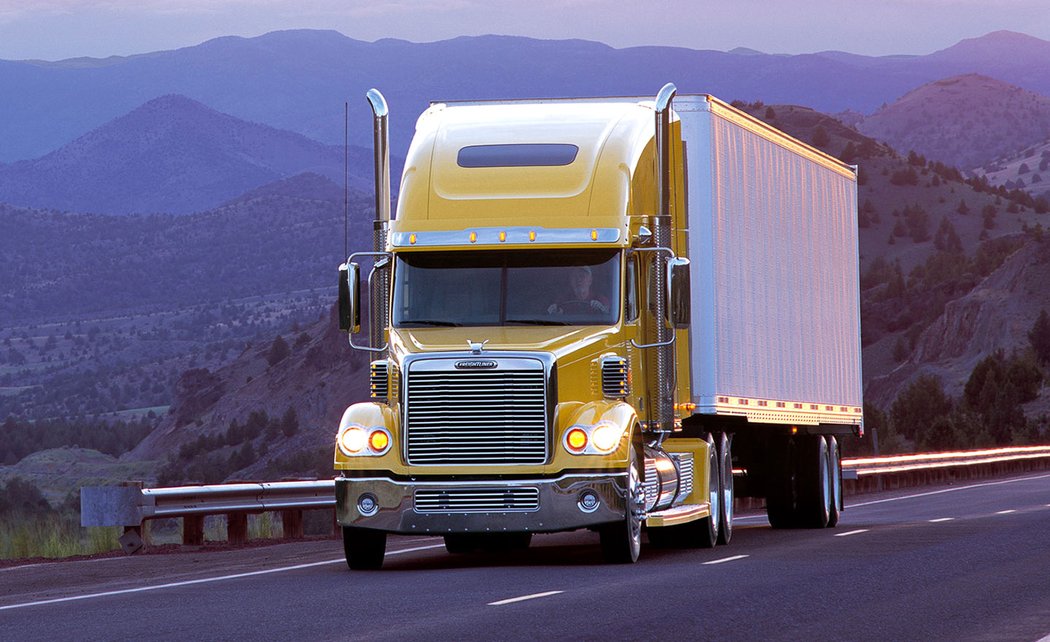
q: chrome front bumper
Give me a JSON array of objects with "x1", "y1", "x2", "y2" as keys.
[{"x1": 335, "y1": 473, "x2": 628, "y2": 535}]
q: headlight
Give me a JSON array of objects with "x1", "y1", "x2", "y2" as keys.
[
  {"x1": 338, "y1": 424, "x2": 392, "y2": 457},
  {"x1": 591, "y1": 422, "x2": 625, "y2": 453},
  {"x1": 563, "y1": 421, "x2": 627, "y2": 455}
]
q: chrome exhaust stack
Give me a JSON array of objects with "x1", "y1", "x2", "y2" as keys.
[
  {"x1": 366, "y1": 89, "x2": 391, "y2": 351},
  {"x1": 650, "y1": 83, "x2": 677, "y2": 435}
]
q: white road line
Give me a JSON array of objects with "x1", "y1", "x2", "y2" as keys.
[
  {"x1": 0, "y1": 543, "x2": 446, "y2": 612},
  {"x1": 996, "y1": 509, "x2": 1017, "y2": 515},
  {"x1": 834, "y1": 529, "x2": 868, "y2": 537},
  {"x1": 928, "y1": 517, "x2": 955, "y2": 523},
  {"x1": 847, "y1": 473, "x2": 1050, "y2": 509},
  {"x1": 488, "y1": 590, "x2": 563, "y2": 606},
  {"x1": 702, "y1": 554, "x2": 749, "y2": 565}
]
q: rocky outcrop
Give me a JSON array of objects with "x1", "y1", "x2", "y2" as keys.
[{"x1": 867, "y1": 237, "x2": 1050, "y2": 407}]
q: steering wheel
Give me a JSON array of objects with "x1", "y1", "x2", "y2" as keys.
[{"x1": 559, "y1": 299, "x2": 597, "y2": 314}]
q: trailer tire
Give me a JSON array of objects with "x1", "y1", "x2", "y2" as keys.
[
  {"x1": 343, "y1": 526, "x2": 386, "y2": 570},
  {"x1": 797, "y1": 435, "x2": 831, "y2": 529},
  {"x1": 766, "y1": 435, "x2": 797, "y2": 529},
  {"x1": 827, "y1": 436, "x2": 842, "y2": 527},
  {"x1": 600, "y1": 446, "x2": 643, "y2": 563},
  {"x1": 717, "y1": 432, "x2": 734, "y2": 545}
]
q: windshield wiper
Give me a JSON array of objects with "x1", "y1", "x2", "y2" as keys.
[{"x1": 402, "y1": 320, "x2": 462, "y2": 327}]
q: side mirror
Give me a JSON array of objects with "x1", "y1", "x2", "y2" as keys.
[
  {"x1": 338, "y1": 262, "x2": 361, "y2": 333},
  {"x1": 667, "y1": 257, "x2": 691, "y2": 329}
]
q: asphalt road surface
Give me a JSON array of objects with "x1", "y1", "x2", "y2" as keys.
[{"x1": 3, "y1": 472, "x2": 1050, "y2": 641}]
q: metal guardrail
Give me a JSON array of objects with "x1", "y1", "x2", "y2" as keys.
[{"x1": 82, "y1": 445, "x2": 1050, "y2": 552}]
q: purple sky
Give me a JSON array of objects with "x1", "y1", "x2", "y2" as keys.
[{"x1": 1, "y1": 0, "x2": 1048, "y2": 61}]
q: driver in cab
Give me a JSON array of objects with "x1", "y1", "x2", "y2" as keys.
[{"x1": 547, "y1": 265, "x2": 610, "y2": 315}]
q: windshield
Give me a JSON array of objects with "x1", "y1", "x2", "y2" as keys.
[{"x1": 392, "y1": 249, "x2": 621, "y2": 328}]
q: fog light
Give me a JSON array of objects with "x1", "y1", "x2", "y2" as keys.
[
  {"x1": 578, "y1": 491, "x2": 600, "y2": 513},
  {"x1": 358, "y1": 493, "x2": 379, "y2": 516}
]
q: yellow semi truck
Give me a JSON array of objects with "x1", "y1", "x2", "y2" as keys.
[{"x1": 334, "y1": 84, "x2": 863, "y2": 569}]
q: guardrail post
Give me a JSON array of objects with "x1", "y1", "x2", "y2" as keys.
[
  {"x1": 282, "y1": 509, "x2": 304, "y2": 539},
  {"x1": 183, "y1": 514, "x2": 205, "y2": 546},
  {"x1": 228, "y1": 513, "x2": 248, "y2": 545}
]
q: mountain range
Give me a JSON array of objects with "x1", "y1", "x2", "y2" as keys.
[
  {"x1": 3, "y1": 29, "x2": 1050, "y2": 164},
  {"x1": 0, "y1": 95, "x2": 372, "y2": 214}
]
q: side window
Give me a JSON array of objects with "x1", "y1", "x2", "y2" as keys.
[{"x1": 625, "y1": 254, "x2": 639, "y2": 323}]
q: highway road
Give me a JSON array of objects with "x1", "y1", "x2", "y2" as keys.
[{"x1": 3, "y1": 472, "x2": 1050, "y2": 641}]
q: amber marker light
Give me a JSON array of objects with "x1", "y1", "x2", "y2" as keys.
[
  {"x1": 499, "y1": 231, "x2": 507, "y2": 242},
  {"x1": 590, "y1": 229, "x2": 599, "y2": 241},
  {"x1": 369, "y1": 429, "x2": 390, "y2": 453},
  {"x1": 529, "y1": 230, "x2": 537, "y2": 242},
  {"x1": 566, "y1": 427, "x2": 588, "y2": 452},
  {"x1": 409, "y1": 233, "x2": 417, "y2": 245},
  {"x1": 469, "y1": 231, "x2": 478, "y2": 243}
]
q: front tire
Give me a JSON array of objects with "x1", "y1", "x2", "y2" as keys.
[
  {"x1": 343, "y1": 526, "x2": 386, "y2": 570},
  {"x1": 600, "y1": 446, "x2": 643, "y2": 563}
]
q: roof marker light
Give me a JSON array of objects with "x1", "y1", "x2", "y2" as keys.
[
  {"x1": 590, "y1": 229, "x2": 599, "y2": 241},
  {"x1": 529, "y1": 230, "x2": 536, "y2": 242},
  {"x1": 469, "y1": 231, "x2": 477, "y2": 243},
  {"x1": 499, "y1": 231, "x2": 507, "y2": 242},
  {"x1": 409, "y1": 233, "x2": 417, "y2": 245}
]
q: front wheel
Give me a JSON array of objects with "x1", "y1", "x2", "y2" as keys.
[
  {"x1": 600, "y1": 446, "x2": 643, "y2": 563},
  {"x1": 343, "y1": 526, "x2": 386, "y2": 570}
]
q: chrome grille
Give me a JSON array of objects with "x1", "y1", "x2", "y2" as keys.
[
  {"x1": 414, "y1": 487, "x2": 540, "y2": 513},
  {"x1": 405, "y1": 359, "x2": 547, "y2": 465}
]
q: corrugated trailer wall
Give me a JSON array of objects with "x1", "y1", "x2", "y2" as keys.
[{"x1": 678, "y1": 96, "x2": 862, "y2": 426}]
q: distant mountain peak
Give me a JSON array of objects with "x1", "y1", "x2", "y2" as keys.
[{"x1": 930, "y1": 30, "x2": 1050, "y2": 60}]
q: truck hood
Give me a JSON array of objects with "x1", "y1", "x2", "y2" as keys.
[{"x1": 391, "y1": 325, "x2": 618, "y2": 361}]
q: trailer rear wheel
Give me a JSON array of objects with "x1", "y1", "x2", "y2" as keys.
[
  {"x1": 797, "y1": 435, "x2": 831, "y2": 528},
  {"x1": 827, "y1": 436, "x2": 842, "y2": 527},
  {"x1": 600, "y1": 446, "x2": 643, "y2": 563},
  {"x1": 717, "y1": 432, "x2": 734, "y2": 545},
  {"x1": 343, "y1": 526, "x2": 386, "y2": 570},
  {"x1": 766, "y1": 435, "x2": 797, "y2": 529}
]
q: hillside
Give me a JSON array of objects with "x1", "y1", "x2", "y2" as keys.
[
  {"x1": 126, "y1": 305, "x2": 368, "y2": 483},
  {"x1": 975, "y1": 142, "x2": 1050, "y2": 201},
  {"x1": 3, "y1": 30, "x2": 1050, "y2": 164},
  {"x1": 857, "y1": 74, "x2": 1050, "y2": 171},
  {"x1": 0, "y1": 95, "x2": 372, "y2": 214},
  {"x1": 0, "y1": 173, "x2": 374, "y2": 421}
]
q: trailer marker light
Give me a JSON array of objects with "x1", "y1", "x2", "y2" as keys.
[{"x1": 791, "y1": 426, "x2": 798, "y2": 435}]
